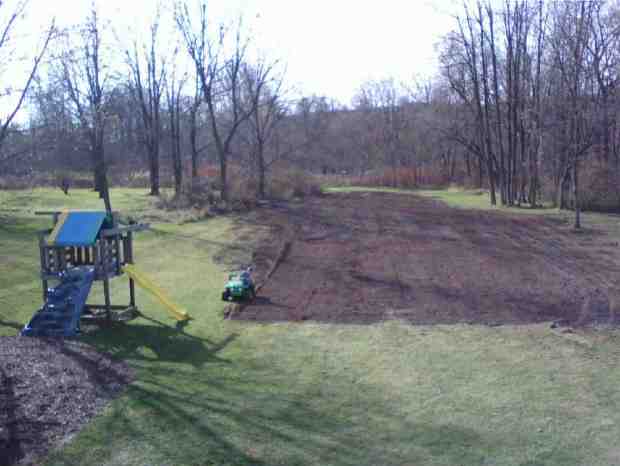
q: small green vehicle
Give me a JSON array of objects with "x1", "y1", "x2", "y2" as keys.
[{"x1": 222, "y1": 268, "x2": 256, "y2": 302}]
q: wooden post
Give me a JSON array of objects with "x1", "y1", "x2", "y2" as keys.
[
  {"x1": 103, "y1": 278, "x2": 112, "y2": 321},
  {"x1": 127, "y1": 232, "x2": 136, "y2": 308},
  {"x1": 129, "y1": 278, "x2": 136, "y2": 308},
  {"x1": 127, "y1": 232, "x2": 133, "y2": 262},
  {"x1": 97, "y1": 239, "x2": 111, "y2": 321},
  {"x1": 114, "y1": 236, "x2": 121, "y2": 275},
  {"x1": 39, "y1": 235, "x2": 48, "y2": 301},
  {"x1": 56, "y1": 247, "x2": 64, "y2": 274}
]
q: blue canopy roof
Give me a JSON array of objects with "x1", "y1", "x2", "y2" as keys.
[{"x1": 48, "y1": 211, "x2": 108, "y2": 247}]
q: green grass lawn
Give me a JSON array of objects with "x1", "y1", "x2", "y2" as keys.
[
  {"x1": 326, "y1": 185, "x2": 550, "y2": 212},
  {"x1": 2, "y1": 188, "x2": 620, "y2": 466}
]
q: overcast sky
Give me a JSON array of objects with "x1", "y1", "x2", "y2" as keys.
[{"x1": 17, "y1": 0, "x2": 457, "y2": 106}]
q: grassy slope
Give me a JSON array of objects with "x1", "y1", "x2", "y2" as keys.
[
  {"x1": 2, "y1": 188, "x2": 620, "y2": 466},
  {"x1": 326, "y1": 186, "x2": 547, "y2": 211}
]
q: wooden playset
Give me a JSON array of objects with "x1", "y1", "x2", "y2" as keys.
[{"x1": 22, "y1": 210, "x2": 189, "y2": 337}]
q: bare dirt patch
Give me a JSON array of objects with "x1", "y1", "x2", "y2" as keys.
[
  {"x1": 0, "y1": 337, "x2": 133, "y2": 466},
  {"x1": 232, "y1": 192, "x2": 620, "y2": 326}
]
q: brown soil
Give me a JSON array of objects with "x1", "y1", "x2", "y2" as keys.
[
  {"x1": 232, "y1": 192, "x2": 620, "y2": 326},
  {"x1": 0, "y1": 337, "x2": 133, "y2": 466}
]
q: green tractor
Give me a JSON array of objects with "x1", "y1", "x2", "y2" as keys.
[{"x1": 222, "y1": 267, "x2": 256, "y2": 302}]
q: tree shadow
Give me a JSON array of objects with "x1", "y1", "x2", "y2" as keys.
[
  {"x1": 48, "y1": 355, "x2": 521, "y2": 466},
  {"x1": 50, "y1": 345, "x2": 590, "y2": 466},
  {"x1": 0, "y1": 319, "x2": 23, "y2": 332},
  {"x1": 81, "y1": 317, "x2": 238, "y2": 368},
  {"x1": 0, "y1": 338, "x2": 126, "y2": 466}
]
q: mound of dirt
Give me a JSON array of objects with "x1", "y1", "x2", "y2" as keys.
[{"x1": 0, "y1": 337, "x2": 133, "y2": 466}]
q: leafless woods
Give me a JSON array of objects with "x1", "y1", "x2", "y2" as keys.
[{"x1": 2, "y1": 1, "x2": 620, "y2": 223}]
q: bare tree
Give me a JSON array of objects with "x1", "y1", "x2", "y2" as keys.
[
  {"x1": 165, "y1": 57, "x2": 186, "y2": 197},
  {"x1": 527, "y1": 0, "x2": 547, "y2": 208},
  {"x1": 59, "y1": 5, "x2": 113, "y2": 213},
  {"x1": 442, "y1": 1, "x2": 543, "y2": 207},
  {"x1": 353, "y1": 79, "x2": 409, "y2": 186},
  {"x1": 188, "y1": 72, "x2": 202, "y2": 184},
  {"x1": 126, "y1": 12, "x2": 166, "y2": 196},
  {"x1": 549, "y1": 0, "x2": 597, "y2": 228},
  {"x1": 0, "y1": 1, "x2": 55, "y2": 167},
  {"x1": 243, "y1": 60, "x2": 285, "y2": 197},
  {"x1": 292, "y1": 95, "x2": 334, "y2": 171},
  {"x1": 175, "y1": 3, "x2": 258, "y2": 201},
  {"x1": 439, "y1": 17, "x2": 490, "y2": 194}
]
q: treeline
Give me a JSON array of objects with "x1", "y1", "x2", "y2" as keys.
[
  {"x1": 2, "y1": 1, "x2": 620, "y2": 225},
  {"x1": 0, "y1": 1, "x2": 298, "y2": 207},
  {"x1": 437, "y1": 0, "x2": 620, "y2": 227}
]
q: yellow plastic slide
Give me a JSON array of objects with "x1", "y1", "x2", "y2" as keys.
[{"x1": 122, "y1": 264, "x2": 191, "y2": 321}]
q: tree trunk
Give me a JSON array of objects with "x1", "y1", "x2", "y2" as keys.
[
  {"x1": 573, "y1": 158, "x2": 581, "y2": 229},
  {"x1": 529, "y1": 135, "x2": 541, "y2": 208},
  {"x1": 450, "y1": 151, "x2": 456, "y2": 180},
  {"x1": 465, "y1": 152, "x2": 471, "y2": 178},
  {"x1": 173, "y1": 161, "x2": 182, "y2": 196},
  {"x1": 190, "y1": 104, "x2": 199, "y2": 182},
  {"x1": 487, "y1": 5, "x2": 505, "y2": 206},
  {"x1": 174, "y1": 113, "x2": 182, "y2": 197},
  {"x1": 257, "y1": 140, "x2": 266, "y2": 198},
  {"x1": 220, "y1": 151, "x2": 228, "y2": 202},
  {"x1": 487, "y1": 158, "x2": 497, "y2": 205},
  {"x1": 149, "y1": 146, "x2": 160, "y2": 196},
  {"x1": 91, "y1": 139, "x2": 103, "y2": 194},
  {"x1": 558, "y1": 167, "x2": 570, "y2": 210},
  {"x1": 94, "y1": 133, "x2": 112, "y2": 215}
]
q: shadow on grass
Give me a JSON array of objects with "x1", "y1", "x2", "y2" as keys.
[
  {"x1": 81, "y1": 318, "x2": 235, "y2": 368},
  {"x1": 45, "y1": 346, "x2": 589, "y2": 466},
  {"x1": 42, "y1": 306, "x2": 587, "y2": 465},
  {"x1": 43, "y1": 353, "x2": 520, "y2": 466},
  {"x1": 0, "y1": 319, "x2": 23, "y2": 332},
  {"x1": 55, "y1": 313, "x2": 499, "y2": 465}
]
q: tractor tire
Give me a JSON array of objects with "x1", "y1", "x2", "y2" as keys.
[{"x1": 222, "y1": 290, "x2": 230, "y2": 302}]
